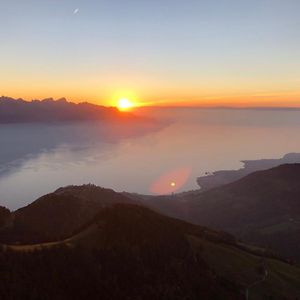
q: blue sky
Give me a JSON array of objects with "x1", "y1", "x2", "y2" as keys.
[{"x1": 1, "y1": 0, "x2": 300, "y2": 106}]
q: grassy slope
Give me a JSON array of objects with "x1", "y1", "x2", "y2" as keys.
[
  {"x1": 4, "y1": 204, "x2": 300, "y2": 299},
  {"x1": 5, "y1": 233, "x2": 300, "y2": 298},
  {"x1": 191, "y1": 238, "x2": 300, "y2": 299}
]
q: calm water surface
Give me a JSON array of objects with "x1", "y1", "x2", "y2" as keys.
[{"x1": 1, "y1": 108, "x2": 300, "y2": 209}]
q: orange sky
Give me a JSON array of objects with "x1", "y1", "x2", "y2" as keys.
[
  {"x1": 1, "y1": 1, "x2": 300, "y2": 108},
  {"x1": 3, "y1": 83, "x2": 300, "y2": 108}
]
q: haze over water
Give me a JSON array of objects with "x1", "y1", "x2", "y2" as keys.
[{"x1": 1, "y1": 107, "x2": 300, "y2": 210}]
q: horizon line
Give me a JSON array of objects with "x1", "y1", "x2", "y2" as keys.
[{"x1": 2, "y1": 95, "x2": 300, "y2": 111}]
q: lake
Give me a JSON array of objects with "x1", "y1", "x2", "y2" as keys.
[{"x1": 1, "y1": 107, "x2": 300, "y2": 210}]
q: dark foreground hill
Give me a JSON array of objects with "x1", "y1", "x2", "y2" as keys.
[
  {"x1": 0, "y1": 206, "x2": 10, "y2": 227},
  {"x1": 140, "y1": 164, "x2": 300, "y2": 262},
  {"x1": 1, "y1": 204, "x2": 300, "y2": 299},
  {"x1": 0, "y1": 185, "x2": 136, "y2": 244}
]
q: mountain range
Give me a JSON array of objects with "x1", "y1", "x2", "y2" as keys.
[
  {"x1": 1, "y1": 200, "x2": 300, "y2": 299},
  {"x1": 0, "y1": 96, "x2": 136, "y2": 123},
  {"x1": 139, "y1": 164, "x2": 300, "y2": 263},
  {"x1": 197, "y1": 153, "x2": 300, "y2": 190},
  {"x1": 1, "y1": 171, "x2": 300, "y2": 299}
]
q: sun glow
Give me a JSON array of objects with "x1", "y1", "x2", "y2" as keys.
[{"x1": 117, "y1": 98, "x2": 134, "y2": 111}]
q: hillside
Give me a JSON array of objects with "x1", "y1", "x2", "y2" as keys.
[
  {"x1": 2, "y1": 204, "x2": 300, "y2": 299},
  {"x1": 0, "y1": 206, "x2": 10, "y2": 227},
  {"x1": 0, "y1": 185, "x2": 136, "y2": 244},
  {"x1": 141, "y1": 164, "x2": 300, "y2": 262}
]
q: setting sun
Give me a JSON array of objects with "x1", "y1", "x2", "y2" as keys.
[{"x1": 118, "y1": 98, "x2": 134, "y2": 111}]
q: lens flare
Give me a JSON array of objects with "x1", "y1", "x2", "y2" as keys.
[{"x1": 150, "y1": 167, "x2": 191, "y2": 194}]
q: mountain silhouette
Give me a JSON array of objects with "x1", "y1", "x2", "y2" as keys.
[
  {"x1": 0, "y1": 96, "x2": 137, "y2": 123},
  {"x1": 140, "y1": 164, "x2": 300, "y2": 262},
  {"x1": 2, "y1": 203, "x2": 300, "y2": 299},
  {"x1": 197, "y1": 153, "x2": 300, "y2": 190},
  {"x1": 0, "y1": 185, "x2": 136, "y2": 244}
]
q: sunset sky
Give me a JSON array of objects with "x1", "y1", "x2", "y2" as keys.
[{"x1": 1, "y1": 0, "x2": 300, "y2": 107}]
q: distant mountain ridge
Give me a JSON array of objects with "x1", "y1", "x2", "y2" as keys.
[
  {"x1": 0, "y1": 96, "x2": 135, "y2": 123},
  {"x1": 141, "y1": 164, "x2": 300, "y2": 262},
  {"x1": 197, "y1": 153, "x2": 300, "y2": 190}
]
